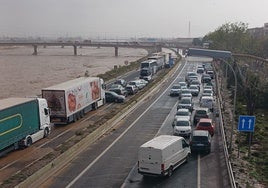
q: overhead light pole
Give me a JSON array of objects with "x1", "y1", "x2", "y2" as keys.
[{"x1": 220, "y1": 58, "x2": 237, "y2": 154}]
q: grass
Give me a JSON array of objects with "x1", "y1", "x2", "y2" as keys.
[{"x1": 236, "y1": 107, "x2": 268, "y2": 185}]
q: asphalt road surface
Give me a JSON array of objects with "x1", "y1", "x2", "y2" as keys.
[{"x1": 39, "y1": 56, "x2": 230, "y2": 188}]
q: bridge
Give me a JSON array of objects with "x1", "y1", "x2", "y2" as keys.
[{"x1": 0, "y1": 41, "x2": 163, "y2": 56}]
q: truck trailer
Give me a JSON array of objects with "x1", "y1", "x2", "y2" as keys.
[
  {"x1": 42, "y1": 76, "x2": 106, "y2": 124},
  {"x1": 0, "y1": 98, "x2": 51, "y2": 156}
]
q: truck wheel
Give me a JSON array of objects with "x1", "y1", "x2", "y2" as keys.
[
  {"x1": 167, "y1": 166, "x2": 173, "y2": 177},
  {"x1": 26, "y1": 137, "x2": 32, "y2": 147},
  {"x1": 79, "y1": 111, "x2": 84, "y2": 118},
  {"x1": 44, "y1": 128, "x2": 49, "y2": 138}
]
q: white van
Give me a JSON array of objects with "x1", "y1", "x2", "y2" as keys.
[
  {"x1": 138, "y1": 135, "x2": 191, "y2": 177},
  {"x1": 200, "y1": 96, "x2": 214, "y2": 112}
]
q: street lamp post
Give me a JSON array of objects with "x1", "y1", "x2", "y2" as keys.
[{"x1": 220, "y1": 58, "x2": 237, "y2": 154}]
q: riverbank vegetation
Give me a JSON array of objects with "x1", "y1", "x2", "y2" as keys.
[{"x1": 203, "y1": 22, "x2": 268, "y2": 186}]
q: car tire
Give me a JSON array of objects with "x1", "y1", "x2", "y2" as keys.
[{"x1": 167, "y1": 166, "x2": 173, "y2": 177}]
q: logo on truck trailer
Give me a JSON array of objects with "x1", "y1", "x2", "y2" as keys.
[{"x1": 0, "y1": 114, "x2": 22, "y2": 136}]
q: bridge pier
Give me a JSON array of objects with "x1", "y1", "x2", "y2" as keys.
[
  {"x1": 73, "y1": 45, "x2": 77, "y2": 56},
  {"x1": 33, "y1": 45, "x2": 37, "y2": 55},
  {"x1": 115, "y1": 46, "x2": 118, "y2": 57}
]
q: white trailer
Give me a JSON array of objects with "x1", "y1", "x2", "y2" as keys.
[
  {"x1": 148, "y1": 52, "x2": 166, "y2": 70},
  {"x1": 138, "y1": 135, "x2": 190, "y2": 177},
  {"x1": 42, "y1": 76, "x2": 105, "y2": 124}
]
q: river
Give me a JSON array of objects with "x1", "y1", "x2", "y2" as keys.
[{"x1": 0, "y1": 46, "x2": 148, "y2": 99}]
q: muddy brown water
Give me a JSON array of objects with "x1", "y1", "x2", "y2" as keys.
[{"x1": 0, "y1": 46, "x2": 147, "y2": 99}]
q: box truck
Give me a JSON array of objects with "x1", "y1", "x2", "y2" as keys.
[
  {"x1": 0, "y1": 98, "x2": 51, "y2": 156},
  {"x1": 42, "y1": 76, "x2": 105, "y2": 124},
  {"x1": 138, "y1": 135, "x2": 190, "y2": 177}
]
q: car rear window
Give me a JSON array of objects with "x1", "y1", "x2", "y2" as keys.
[
  {"x1": 177, "y1": 111, "x2": 188, "y2": 116},
  {"x1": 199, "y1": 122, "x2": 212, "y2": 127},
  {"x1": 192, "y1": 136, "x2": 208, "y2": 141},
  {"x1": 196, "y1": 110, "x2": 207, "y2": 115}
]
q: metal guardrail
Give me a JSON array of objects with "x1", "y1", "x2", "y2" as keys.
[{"x1": 214, "y1": 65, "x2": 237, "y2": 188}]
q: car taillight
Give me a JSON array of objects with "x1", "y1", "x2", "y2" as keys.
[{"x1": 161, "y1": 164, "x2": 165, "y2": 171}]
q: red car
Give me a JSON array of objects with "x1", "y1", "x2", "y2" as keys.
[{"x1": 195, "y1": 118, "x2": 215, "y2": 136}]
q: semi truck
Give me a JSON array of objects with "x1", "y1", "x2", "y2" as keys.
[
  {"x1": 0, "y1": 98, "x2": 51, "y2": 156},
  {"x1": 42, "y1": 76, "x2": 106, "y2": 124},
  {"x1": 148, "y1": 52, "x2": 167, "y2": 70}
]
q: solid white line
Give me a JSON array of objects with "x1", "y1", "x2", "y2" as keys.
[{"x1": 197, "y1": 154, "x2": 201, "y2": 188}]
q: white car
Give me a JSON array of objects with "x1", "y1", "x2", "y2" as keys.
[
  {"x1": 200, "y1": 96, "x2": 214, "y2": 112},
  {"x1": 189, "y1": 85, "x2": 199, "y2": 96},
  {"x1": 174, "y1": 108, "x2": 191, "y2": 121},
  {"x1": 170, "y1": 84, "x2": 181, "y2": 96},
  {"x1": 128, "y1": 80, "x2": 143, "y2": 90},
  {"x1": 202, "y1": 88, "x2": 213, "y2": 97},
  {"x1": 177, "y1": 97, "x2": 193, "y2": 112},
  {"x1": 172, "y1": 116, "x2": 192, "y2": 137}
]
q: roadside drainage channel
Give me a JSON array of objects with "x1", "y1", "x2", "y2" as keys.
[{"x1": 16, "y1": 59, "x2": 182, "y2": 188}]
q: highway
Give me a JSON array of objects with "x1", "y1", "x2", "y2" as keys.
[{"x1": 36, "y1": 57, "x2": 230, "y2": 188}]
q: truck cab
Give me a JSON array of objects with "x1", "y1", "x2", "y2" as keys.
[{"x1": 140, "y1": 68, "x2": 152, "y2": 81}]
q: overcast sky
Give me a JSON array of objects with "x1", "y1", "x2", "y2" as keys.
[{"x1": 0, "y1": 0, "x2": 267, "y2": 39}]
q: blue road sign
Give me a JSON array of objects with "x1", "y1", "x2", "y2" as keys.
[{"x1": 238, "y1": 115, "x2": 256, "y2": 132}]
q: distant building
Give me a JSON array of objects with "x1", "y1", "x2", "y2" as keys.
[{"x1": 248, "y1": 23, "x2": 268, "y2": 38}]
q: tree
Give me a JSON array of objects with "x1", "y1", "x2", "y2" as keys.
[{"x1": 204, "y1": 22, "x2": 250, "y2": 53}]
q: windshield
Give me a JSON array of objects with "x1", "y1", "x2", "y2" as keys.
[
  {"x1": 176, "y1": 121, "x2": 190, "y2": 126},
  {"x1": 176, "y1": 111, "x2": 189, "y2": 116},
  {"x1": 172, "y1": 85, "x2": 180, "y2": 89},
  {"x1": 204, "y1": 89, "x2": 212, "y2": 93},
  {"x1": 180, "y1": 98, "x2": 191, "y2": 104},
  {"x1": 140, "y1": 63, "x2": 149, "y2": 69},
  {"x1": 140, "y1": 69, "x2": 150, "y2": 76},
  {"x1": 189, "y1": 86, "x2": 198, "y2": 89}
]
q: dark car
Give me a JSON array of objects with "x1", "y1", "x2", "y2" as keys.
[
  {"x1": 201, "y1": 74, "x2": 212, "y2": 83},
  {"x1": 193, "y1": 107, "x2": 210, "y2": 124},
  {"x1": 105, "y1": 91, "x2": 125, "y2": 103},
  {"x1": 206, "y1": 70, "x2": 214, "y2": 79},
  {"x1": 190, "y1": 130, "x2": 211, "y2": 153}
]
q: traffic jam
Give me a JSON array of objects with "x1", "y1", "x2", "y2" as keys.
[{"x1": 169, "y1": 62, "x2": 215, "y2": 154}]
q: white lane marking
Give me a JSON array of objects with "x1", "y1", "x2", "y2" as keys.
[
  {"x1": 198, "y1": 154, "x2": 201, "y2": 188},
  {"x1": 67, "y1": 59, "x2": 187, "y2": 188},
  {"x1": 121, "y1": 59, "x2": 189, "y2": 188}
]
